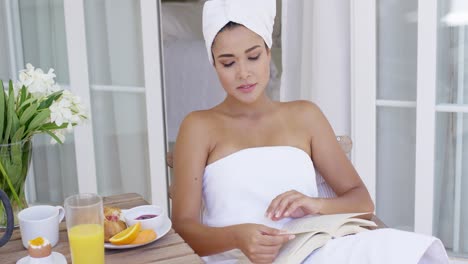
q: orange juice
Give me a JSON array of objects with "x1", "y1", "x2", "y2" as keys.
[{"x1": 68, "y1": 224, "x2": 104, "y2": 264}]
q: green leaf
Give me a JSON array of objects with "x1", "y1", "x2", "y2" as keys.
[
  {"x1": 18, "y1": 98, "x2": 37, "y2": 113},
  {"x1": 19, "y1": 103, "x2": 38, "y2": 126},
  {"x1": 45, "y1": 130, "x2": 63, "y2": 144},
  {"x1": 26, "y1": 109, "x2": 50, "y2": 132},
  {"x1": 11, "y1": 112, "x2": 19, "y2": 141},
  {"x1": 38, "y1": 91, "x2": 63, "y2": 110},
  {"x1": 0, "y1": 159, "x2": 22, "y2": 207},
  {"x1": 3, "y1": 82, "x2": 15, "y2": 144},
  {"x1": 19, "y1": 85, "x2": 27, "y2": 107},
  {"x1": 8, "y1": 83, "x2": 19, "y2": 142},
  {"x1": 38, "y1": 122, "x2": 68, "y2": 131},
  {"x1": 12, "y1": 126, "x2": 24, "y2": 143}
]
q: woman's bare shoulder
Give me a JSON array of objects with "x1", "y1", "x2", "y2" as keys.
[
  {"x1": 180, "y1": 109, "x2": 215, "y2": 128},
  {"x1": 279, "y1": 100, "x2": 323, "y2": 122},
  {"x1": 177, "y1": 109, "x2": 219, "y2": 148},
  {"x1": 280, "y1": 99, "x2": 319, "y2": 110}
]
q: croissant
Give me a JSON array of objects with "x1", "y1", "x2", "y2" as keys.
[{"x1": 103, "y1": 207, "x2": 127, "y2": 242}]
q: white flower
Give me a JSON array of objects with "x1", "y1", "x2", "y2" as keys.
[
  {"x1": 8, "y1": 64, "x2": 89, "y2": 145},
  {"x1": 61, "y1": 90, "x2": 89, "y2": 124},
  {"x1": 50, "y1": 98, "x2": 73, "y2": 126},
  {"x1": 15, "y1": 64, "x2": 62, "y2": 98}
]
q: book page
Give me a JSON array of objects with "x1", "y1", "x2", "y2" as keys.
[
  {"x1": 275, "y1": 232, "x2": 318, "y2": 259},
  {"x1": 282, "y1": 212, "x2": 373, "y2": 234},
  {"x1": 333, "y1": 223, "x2": 371, "y2": 238},
  {"x1": 274, "y1": 233, "x2": 331, "y2": 264},
  {"x1": 273, "y1": 213, "x2": 376, "y2": 264},
  {"x1": 341, "y1": 218, "x2": 377, "y2": 229},
  {"x1": 290, "y1": 233, "x2": 331, "y2": 263}
]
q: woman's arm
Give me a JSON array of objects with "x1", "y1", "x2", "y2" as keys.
[
  {"x1": 265, "y1": 101, "x2": 374, "y2": 220},
  {"x1": 172, "y1": 111, "x2": 232, "y2": 256},
  {"x1": 307, "y1": 102, "x2": 374, "y2": 214},
  {"x1": 172, "y1": 112, "x2": 291, "y2": 261}
]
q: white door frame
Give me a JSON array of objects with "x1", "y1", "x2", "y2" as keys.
[
  {"x1": 414, "y1": 0, "x2": 437, "y2": 236},
  {"x1": 349, "y1": 0, "x2": 377, "y2": 203},
  {"x1": 140, "y1": 0, "x2": 169, "y2": 208},
  {"x1": 63, "y1": 0, "x2": 98, "y2": 194}
]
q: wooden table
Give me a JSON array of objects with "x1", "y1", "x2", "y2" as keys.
[{"x1": 0, "y1": 193, "x2": 204, "y2": 264}]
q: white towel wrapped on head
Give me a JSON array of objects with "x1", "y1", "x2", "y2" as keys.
[{"x1": 202, "y1": 0, "x2": 276, "y2": 64}]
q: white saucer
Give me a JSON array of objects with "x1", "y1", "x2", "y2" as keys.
[
  {"x1": 105, "y1": 216, "x2": 172, "y2": 249},
  {"x1": 16, "y1": 252, "x2": 67, "y2": 264}
]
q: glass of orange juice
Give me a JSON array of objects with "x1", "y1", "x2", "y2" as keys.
[{"x1": 64, "y1": 193, "x2": 104, "y2": 264}]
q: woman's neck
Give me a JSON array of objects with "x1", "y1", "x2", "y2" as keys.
[{"x1": 219, "y1": 93, "x2": 276, "y2": 119}]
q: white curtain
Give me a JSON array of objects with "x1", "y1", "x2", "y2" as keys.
[
  {"x1": 0, "y1": 0, "x2": 11, "y2": 80},
  {"x1": 281, "y1": 0, "x2": 350, "y2": 135}
]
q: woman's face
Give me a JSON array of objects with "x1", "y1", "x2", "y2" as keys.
[{"x1": 211, "y1": 25, "x2": 271, "y2": 104}]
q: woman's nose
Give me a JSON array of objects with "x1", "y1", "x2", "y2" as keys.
[{"x1": 237, "y1": 61, "x2": 251, "y2": 80}]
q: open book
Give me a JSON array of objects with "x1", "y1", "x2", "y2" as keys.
[{"x1": 273, "y1": 212, "x2": 377, "y2": 263}]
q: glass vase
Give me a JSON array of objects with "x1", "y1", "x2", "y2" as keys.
[{"x1": 0, "y1": 140, "x2": 32, "y2": 227}]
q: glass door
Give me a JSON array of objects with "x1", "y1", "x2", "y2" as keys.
[
  {"x1": 352, "y1": 0, "x2": 468, "y2": 259},
  {"x1": 434, "y1": 0, "x2": 468, "y2": 257},
  {"x1": 0, "y1": 0, "x2": 168, "y2": 208}
]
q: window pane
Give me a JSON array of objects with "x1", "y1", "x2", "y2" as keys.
[
  {"x1": 376, "y1": 107, "x2": 416, "y2": 230},
  {"x1": 434, "y1": 113, "x2": 468, "y2": 257},
  {"x1": 84, "y1": 0, "x2": 144, "y2": 86},
  {"x1": 435, "y1": 0, "x2": 468, "y2": 257},
  {"x1": 436, "y1": 1, "x2": 468, "y2": 105},
  {"x1": 377, "y1": 0, "x2": 418, "y2": 101},
  {"x1": 31, "y1": 134, "x2": 79, "y2": 204},
  {"x1": 19, "y1": 0, "x2": 69, "y2": 84},
  {"x1": 84, "y1": 0, "x2": 150, "y2": 200}
]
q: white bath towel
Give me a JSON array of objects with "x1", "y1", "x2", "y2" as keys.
[{"x1": 201, "y1": 146, "x2": 449, "y2": 264}]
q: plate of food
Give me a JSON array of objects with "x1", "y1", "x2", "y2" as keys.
[{"x1": 103, "y1": 206, "x2": 172, "y2": 249}]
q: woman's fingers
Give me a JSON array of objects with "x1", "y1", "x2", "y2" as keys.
[
  {"x1": 257, "y1": 225, "x2": 294, "y2": 245},
  {"x1": 249, "y1": 238, "x2": 291, "y2": 263},
  {"x1": 240, "y1": 224, "x2": 294, "y2": 264},
  {"x1": 257, "y1": 225, "x2": 281, "y2": 235},
  {"x1": 283, "y1": 197, "x2": 309, "y2": 217},
  {"x1": 250, "y1": 253, "x2": 280, "y2": 264},
  {"x1": 259, "y1": 233, "x2": 294, "y2": 246},
  {"x1": 266, "y1": 191, "x2": 309, "y2": 220},
  {"x1": 274, "y1": 194, "x2": 303, "y2": 219},
  {"x1": 265, "y1": 190, "x2": 300, "y2": 218}
]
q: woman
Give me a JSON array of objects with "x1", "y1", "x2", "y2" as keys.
[{"x1": 171, "y1": 0, "x2": 448, "y2": 263}]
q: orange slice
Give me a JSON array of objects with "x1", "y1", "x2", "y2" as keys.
[
  {"x1": 109, "y1": 222, "x2": 141, "y2": 245},
  {"x1": 130, "y1": 229, "x2": 157, "y2": 245}
]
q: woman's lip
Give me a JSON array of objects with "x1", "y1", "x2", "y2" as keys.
[{"x1": 237, "y1": 83, "x2": 257, "y2": 92}]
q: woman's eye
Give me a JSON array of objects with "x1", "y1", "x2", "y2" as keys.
[
  {"x1": 222, "y1": 61, "x2": 235, "y2": 67},
  {"x1": 248, "y1": 54, "x2": 260, "y2": 61}
]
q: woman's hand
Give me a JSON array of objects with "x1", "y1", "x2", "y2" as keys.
[
  {"x1": 265, "y1": 190, "x2": 323, "y2": 221},
  {"x1": 233, "y1": 224, "x2": 293, "y2": 264}
]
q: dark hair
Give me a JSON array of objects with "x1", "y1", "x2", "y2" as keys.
[
  {"x1": 219, "y1": 21, "x2": 242, "y2": 33},
  {"x1": 211, "y1": 21, "x2": 269, "y2": 64}
]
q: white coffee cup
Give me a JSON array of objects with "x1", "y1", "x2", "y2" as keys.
[{"x1": 18, "y1": 205, "x2": 65, "y2": 248}]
